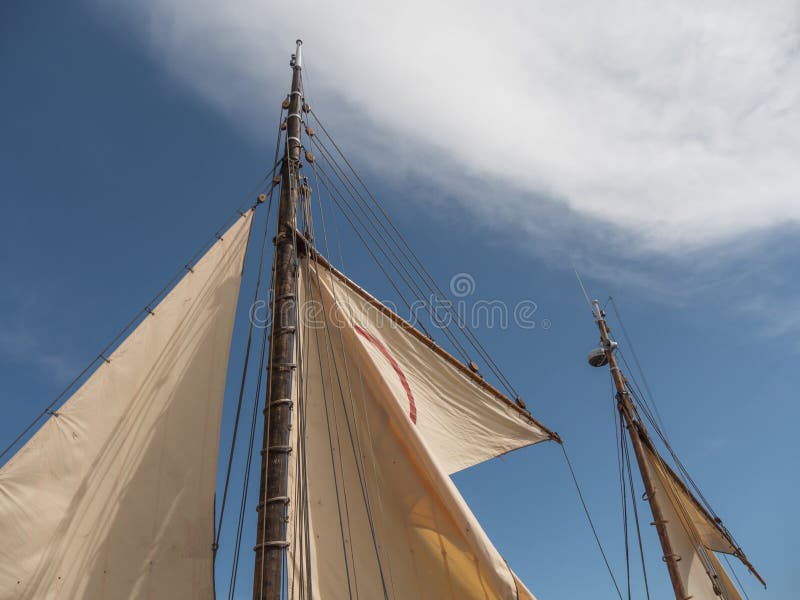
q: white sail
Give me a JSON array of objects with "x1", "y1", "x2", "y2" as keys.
[
  {"x1": 285, "y1": 256, "x2": 551, "y2": 600},
  {"x1": 641, "y1": 443, "x2": 741, "y2": 600},
  {"x1": 0, "y1": 211, "x2": 253, "y2": 600}
]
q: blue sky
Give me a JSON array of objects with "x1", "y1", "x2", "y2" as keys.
[{"x1": 1, "y1": 1, "x2": 797, "y2": 598}]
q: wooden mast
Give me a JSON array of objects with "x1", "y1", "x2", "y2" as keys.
[
  {"x1": 253, "y1": 39, "x2": 303, "y2": 600},
  {"x1": 590, "y1": 300, "x2": 690, "y2": 600}
]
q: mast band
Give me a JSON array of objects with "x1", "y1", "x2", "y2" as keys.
[
  {"x1": 253, "y1": 541, "x2": 289, "y2": 550},
  {"x1": 270, "y1": 398, "x2": 293, "y2": 407}
]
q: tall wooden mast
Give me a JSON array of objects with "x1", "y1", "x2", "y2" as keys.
[
  {"x1": 253, "y1": 39, "x2": 303, "y2": 600},
  {"x1": 589, "y1": 300, "x2": 690, "y2": 600}
]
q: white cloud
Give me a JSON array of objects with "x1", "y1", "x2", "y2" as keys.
[{"x1": 95, "y1": 0, "x2": 800, "y2": 255}]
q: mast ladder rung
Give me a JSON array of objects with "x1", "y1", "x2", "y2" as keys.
[
  {"x1": 271, "y1": 362, "x2": 297, "y2": 371},
  {"x1": 273, "y1": 326, "x2": 296, "y2": 335},
  {"x1": 258, "y1": 497, "x2": 290, "y2": 509},
  {"x1": 261, "y1": 445, "x2": 292, "y2": 456},
  {"x1": 255, "y1": 496, "x2": 291, "y2": 512},
  {"x1": 270, "y1": 398, "x2": 293, "y2": 408},
  {"x1": 253, "y1": 541, "x2": 289, "y2": 550},
  {"x1": 662, "y1": 554, "x2": 682, "y2": 563},
  {"x1": 650, "y1": 519, "x2": 669, "y2": 525}
]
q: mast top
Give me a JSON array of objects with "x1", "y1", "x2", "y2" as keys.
[
  {"x1": 291, "y1": 39, "x2": 303, "y2": 69},
  {"x1": 591, "y1": 298, "x2": 602, "y2": 322}
]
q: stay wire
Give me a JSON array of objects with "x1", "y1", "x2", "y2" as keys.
[
  {"x1": 607, "y1": 298, "x2": 667, "y2": 434},
  {"x1": 214, "y1": 183, "x2": 275, "y2": 550},
  {"x1": 308, "y1": 161, "x2": 454, "y2": 352},
  {"x1": 309, "y1": 118, "x2": 520, "y2": 398},
  {"x1": 307, "y1": 110, "x2": 521, "y2": 400},
  {"x1": 622, "y1": 428, "x2": 651, "y2": 599},
  {"x1": 308, "y1": 155, "x2": 477, "y2": 366},
  {"x1": 0, "y1": 164, "x2": 282, "y2": 464},
  {"x1": 308, "y1": 148, "x2": 399, "y2": 598},
  {"x1": 560, "y1": 443, "x2": 624, "y2": 600},
  {"x1": 226, "y1": 106, "x2": 285, "y2": 599},
  {"x1": 305, "y1": 186, "x2": 396, "y2": 598},
  {"x1": 306, "y1": 151, "x2": 440, "y2": 343},
  {"x1": 724, "y1": 554, "x2": 752, "y2": 600},
  {"x1": 618, "y1": 415, "x2": 631, "y2": 600}
]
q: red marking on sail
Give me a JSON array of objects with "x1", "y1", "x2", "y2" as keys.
[{"x1": 354, "y1": 324, "x2": 417, "y2": 424}]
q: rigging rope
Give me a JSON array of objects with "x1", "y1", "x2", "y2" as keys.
[
  {"x1": 605, "y1": 299, "x2": 745, "y2": 564},
  {"x1": 723, "y1": 554, "x2": 752, "y2": 600},
  {"x1": 619, "y1": 413, "x2": 651, "y2": 599},
  {"x1": 0, "y1": 163, "x2": 282, "y2": 464},
  {"x1": 304, "y1": 183, "x2": 398, "y2": 598},
  {"x1": 306, "y1": 109, "x2": 522, "y2": 400},
  {"x1": 224, "y1": 105, "x2": 285, "y2": 599},
  {"x1": 214, "y1": 179, "x2": 275, "y2": 552},
  {"x1": 607, "y1": 298, "x2": 668, "y2": 434},
  {"x1": 560, "y1": 443, "x2": 624, "y2": 600},
  {"x1": 308, "y1": 157, "x2": 483, "y2": 365}
]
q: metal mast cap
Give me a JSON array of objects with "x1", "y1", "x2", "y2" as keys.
[{"x1": 295, "y1": 39, "x2": 303, "y2": 69}]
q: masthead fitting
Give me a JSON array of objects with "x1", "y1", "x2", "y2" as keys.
[
  {"x1": 591, "y1": 299, "x2": 603, "y2": 321},
  {"x1": 295, "y1": 39, "x2": 303, "y2": 69}
]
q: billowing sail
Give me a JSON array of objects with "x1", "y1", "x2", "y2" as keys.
[
  {"x1": 285, "y1": 255, "x2": 553, "y2": 600},
  {"x1": 641, "y1": 441, "x2": 741, "y2": 600},
  {"x1": 0, "y1": 211, "x2": 253, "y2": 600}
]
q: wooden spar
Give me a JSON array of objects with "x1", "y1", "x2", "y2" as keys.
[
  {"x1": 253, "y1": 40, "x2": 303, "y2": 600},
  {"x1": 591, "y1": 300, "x2": 690, "y2": 600}
]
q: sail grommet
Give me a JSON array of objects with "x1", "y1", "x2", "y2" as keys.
[
  {"x1": 468, "y1": 361, "x2": 479, "y2": 373},
  {"x1": 257, "y1": 194, "x2": 266, "y2": 204}
]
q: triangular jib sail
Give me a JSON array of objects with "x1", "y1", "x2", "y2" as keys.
[
  {"x1": 0, "y1": 211, "x2": 253, "y2": 600},
  {"x1": 284, "y1": 253, "x2": 554, "y2": 600},
  {"x1": 588, "y1": 299, "x2": 763, "y2": 600},
  {"x1": 640, "y1": 438, "x2": 742, "y2": 600}
]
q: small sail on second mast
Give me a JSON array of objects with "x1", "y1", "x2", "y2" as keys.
[
  {"x1": 588, "y1": 299, "x2": 764, "y2": 600},
  {"x1": 0, "y1": 211, "x2": 254, "y2": 600},
  {"x1": 284, "y1": 253, "x2": 556, "y2": 600}
]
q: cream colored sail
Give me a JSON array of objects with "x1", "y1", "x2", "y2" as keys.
[
  {"x1": 641, "y1": 442, "x2": 741, "y2": 600},
  {"x1": 285, "y1": 255, "x2": 552, "y2": 600},
  {"x1": 0, "y1": 211, "x2": 253, "y2": 600}
]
